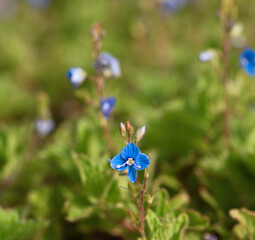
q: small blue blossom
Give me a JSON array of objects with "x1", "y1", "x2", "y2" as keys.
[
  {"x1": 204, "y1": 233, "x2": 218, "y2": 240},
  {"x1": 35, "y1": 118, "x2": 55, "y2": 137},
  {"x1": 25, "y1": 0, "x2": 51, "y2": 9},
  {"x1": 240, "y1": 48, "x2": 255, "y2": 77},
  {"x1": 95, "y1": 52, "x2": 121, "y2": 78},
  {"x1": 198, "y1": 50, "x2": 216, "y2": 62},
  {"x1": 100, "y1": 97, "x2": 116, "y2": 120},
  {"x1": 111, "y1": 143, "x2": 150, "y2": 183},
  {"x1": 66, "y1": 67, "x2": 87, "y2": 88},
  {"x1": 161, "y1": 0, "x2": 187, "y2": 14}
]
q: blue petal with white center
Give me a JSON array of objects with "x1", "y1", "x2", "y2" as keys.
[
  {"x1": 100, "y1": 97, "x2": 116, "y2": 120},
  {"x1": 110, "y1": 143, "x2": 150, "y2": 183},
  {"x1": 240, "y1": 48, "x2": 255, "y2": 77},
  {"x1": 95, "y1": 52, "x2": 121, "y2": 78},
  {"x1": 66, "y1": 67, "x2": 87, "y2": 88}
]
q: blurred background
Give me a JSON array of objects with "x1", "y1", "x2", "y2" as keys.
[{"x1": 1, "y1": 0, "x2": 255, "y2": 239}]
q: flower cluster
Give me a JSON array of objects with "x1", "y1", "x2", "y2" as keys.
[
  {"x1": 110, "y1": 121, "x2": 150, "y2": 183},
  {"x1": 66, "y1": 23, "x2": 121, "y2": 120}
]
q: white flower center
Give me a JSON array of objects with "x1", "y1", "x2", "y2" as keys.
[
  {"x1": 116, "y1": 157, "x2": 141, "y2": 169},
  {"x1": 126, "y1": 158, "x2": 135, "y2": 166}
]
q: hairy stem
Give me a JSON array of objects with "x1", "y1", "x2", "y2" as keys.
[{"x1": 136, "y1": 175, "x2": 146, "y2": 239}]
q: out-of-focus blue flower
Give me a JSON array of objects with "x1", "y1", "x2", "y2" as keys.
[
  {"x1": 66, "y1": 67, "x2": 87, "y2": 88},
  {"x1": 25, "y1": 0, "x2": 51, "y2": 9},
  {"x1": 198, "y1": 50, "x2": 216, "y2": 62},
  {"x1": 95, "y1": 52, "x2": 121, "y2": 78},
  {"x1": 100, "y1": 97, "x2": 116, "y2": 120},
  {"x1": 161, "y1": 0, "x2": 187, "y2": 14},
  {"x1": 204, "y1": 233, "x2": 218, "y2": 240},
  {"x1": 240, "y1": 48, "x2": 255, "y2": 77},
  {"x1": 35, "y1": 119, "x2": 55, "y2": 137},
  {"x1": 110, "y1": 143, "x2": 150, "y2": 183}
]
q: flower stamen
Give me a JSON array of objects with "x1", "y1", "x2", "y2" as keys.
[
  {"x1": 116, "y1": 162, "x2": 127, "y2": 169},
  {"x1": 126, "y1": 158, "x2": 135, "y2": 166},
  {"x1": 134, "y1": 163, "x2": 141, "y2": 169}
]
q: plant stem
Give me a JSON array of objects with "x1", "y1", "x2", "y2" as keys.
[
  {"x1": 136, "y1": 175, "x2": 146, "y2": 239},
  {"x1": 221, "y1": 7, "x2": 232, "y2": 147},
  {"x1": 91, "y1": 23, "x2": 115, "y2": 153}
]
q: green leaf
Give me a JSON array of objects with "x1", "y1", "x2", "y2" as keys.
[
  {"x1": 175, "y1": 209, "x2": 209, "y2": 230},
  {"x1": 0, "y1": 207, "x2": 47, "y2": 240},
  {"x1": 146, "y1": 210, "x2": 189, "y2": 240},
  {"x1": 229, "y1": 208, "x2": 255, "y2": 240}
]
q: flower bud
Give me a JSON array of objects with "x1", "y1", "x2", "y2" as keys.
[
  {"x1": 126, "y1": 121, "x2": 131, "y2": 132},
  {"x1": 119, "y1": 122, "x2": 126, "y2": 138},
  {"x1": 129, "y1": 126, "x2": 135, "y2": 137},
  {"x1": 134, "y1": 125, "x2": 146, "y2": 143}
]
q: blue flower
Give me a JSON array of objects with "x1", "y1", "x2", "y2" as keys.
[
  {"x1": 198, "y1": 50, "x2": 216, "y2": 62},
  {"x1": 66, "y1": 67, "x2": 87, "y2": 88},
  {"x1": 35, "y1": 118, "x2": 55, "y2": 137},
  {"x1": 161, "y1": 0, "x2": 187, "y2": 14},
  {"x1": 110, "y1": 143, "x2": 150, "y2": 183},
  {"x1": 100, "y1": 97, "x2": 116, "y2": 120},
  {"x1": 95, "y1": 52, "x2": 121, "y2": 78},
  {"x1": 25, "y1": 0, "x2": 51, "y2": 9},
  {"x1": 240, "y1": 48, "x2": 255, "y2": 77}
]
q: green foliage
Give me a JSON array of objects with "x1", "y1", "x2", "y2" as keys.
[
  {"x1": 1, "y1": 0, "x2": 255, "y2": 239},
  {"x1": 0, "y1": 207, "x2": 47, "y2": 240},
  {"x1": 230, "y1": 208, "x2": 255, "y2": 240}
]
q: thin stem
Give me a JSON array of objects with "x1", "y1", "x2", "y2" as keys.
[
  {"x1": 90, "y1": 23, "x2": 115, "y2": 153},
  {"x1": 221, "y1": 14, "x2": 232, "y2": 146},
  {"x1": 102, "y1": 119, "x2": 115, "y2": 153},
  {"x1": 136, "y1": 175, "x2": 146, "y2": 239}
]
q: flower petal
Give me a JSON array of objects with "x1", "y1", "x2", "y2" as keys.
[
  {"x1": 121, "y1": 143, "x2": 140, "y2": 160},
  {"x1": 110, "y1": 154, "x2": 128, "y2": 171},
  {"x1": 127, "y1": 166, "x2": 137, "y2": 183},
  {"x1": 134, "y1": 153, "x2": 150, "y2": 170}
]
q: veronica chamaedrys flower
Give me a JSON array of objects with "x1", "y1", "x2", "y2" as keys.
[
  {"x1": 240, "y1": 48, "x2": 255, "y2": 77},
  {"x1": 95, "y1": 52, "x2": 121, "y2": 78},
  {"x1": 198, "y1": 50, "x2": 216, "y2": 62},
  {"x1": 66, "y1": 67, "x2": 87, "y2": 88},
  {"x1": 100, "y1": 97, "x2": 116, "y2": 120},
  {"x1": 110, "y1": 143, "x2": 150, "y2": 183},
  {"x1": 35, "y1": 119, "x2": 55, "y2": 137}
]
